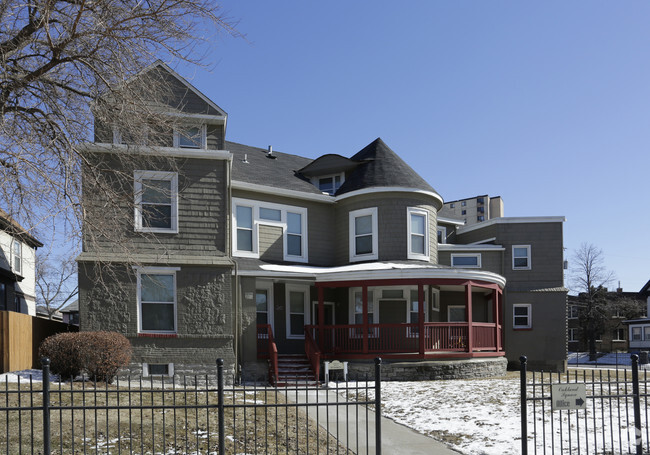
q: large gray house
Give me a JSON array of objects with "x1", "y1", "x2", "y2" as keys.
[{"x1": 78, "y1": 62, "x2": 568, "y2": 381}]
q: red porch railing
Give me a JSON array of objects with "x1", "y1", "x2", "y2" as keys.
[
  {"x1": 257, "y1": 324, "x2": 279, "y2": 385},
  {"x1": 304, "y1": 329, "x2": 321, "y2": 382},
  {"x1": 306, "y1": 322, "x2": 502, "y2": 358}
]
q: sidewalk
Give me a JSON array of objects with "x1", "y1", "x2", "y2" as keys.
[{"x1": 288, "y1": 387, "x2": 462, "y2": 455}]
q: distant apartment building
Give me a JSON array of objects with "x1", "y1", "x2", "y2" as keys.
[{"x1": 438, "y1": 195, "x2": 504, "y2": 226}]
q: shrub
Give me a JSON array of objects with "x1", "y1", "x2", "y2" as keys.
[
  {"x1": 79, "y1": 331, "x2": 132, "y2": 383},
  {"x1": 38, "y1": 332, "x2": 84, "y2": 380},
  {"x1": 39, "y1": 331, "x2": 132, "y2": 383}
]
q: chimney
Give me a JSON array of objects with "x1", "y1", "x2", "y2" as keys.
[
  {"x1": 266, "y1": 145, "x2": 276, "y2": 159},
  {"x1": 617, "y1": 281, "x2": 623, "y2": 293}
]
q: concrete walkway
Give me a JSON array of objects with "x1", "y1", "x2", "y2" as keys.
[{"x1": 286, "y1": 387, "x2": 462, "y2": 454}]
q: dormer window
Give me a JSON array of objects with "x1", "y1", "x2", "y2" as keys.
[
  {"x1": 174, "y1": 125, "x2": 206, "y2": 149},
  {"x1": 316, "y1": 174, "x2": 344, "y2": 195}
]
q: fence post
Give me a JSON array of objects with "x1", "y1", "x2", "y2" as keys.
[
  {"x1": 375, "y1": 357, "x2": 382, "y2": 455},
  {"x1": 217, "y1": 358, "x2": 225, "y2": 455},
  {"x1": 631, "y1": 354, "x2": 643, "y2": 455},
  {"x1": 520, "y1": 355, "x2": 528, "y2": 455},
  {"x1": 42, "y1": 357, "x2": 51, "y2": 455}
]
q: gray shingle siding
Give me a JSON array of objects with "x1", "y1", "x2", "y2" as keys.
[{"x1": 82, "y1": 152, "x2": 229, "y2": 257}]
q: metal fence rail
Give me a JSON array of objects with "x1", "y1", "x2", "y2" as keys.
[
  {"x1": 1, "y1": 357, "x2": 382, "y2": 455},
  {"x1": 521, "y1": 354, "x2": 648, "y2": 455}
]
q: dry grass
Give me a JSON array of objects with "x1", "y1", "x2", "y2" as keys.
[{"x1": 0, "y1": 379, "x2": 352, "y2": 454}]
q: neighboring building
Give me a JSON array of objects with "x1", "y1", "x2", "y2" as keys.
[
  {"x1": 438, "y1": 195, "x2": 504, "y2": 226},
  {"x1": 624, "y1": 280, "x2": 650, "y2": 351},
  {"x1": 60, "y1": 300, "x2": 79, "y2": 326},
  {"x1": 0, "y1": 208, "x2": 43, "y2": 315},
  {"x1": 568, "y1": 286, "x2": 645, "y2": 353},
  {"x1": 78, "y1": 62, "x2": 568, "y2": 380}
]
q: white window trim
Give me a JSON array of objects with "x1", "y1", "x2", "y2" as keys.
[
  {"x1": 569, "y1": 328, "x2": 578, "y2": 342},
  {"x1": 12, "y1": 240, "x2": 22, "y2": 275},
  {"x1": 568, "y1": 305, "x2": 579, "y2": 319},
  {"x1": 256, "y1": 281, "x2": 274, "y2": 332},
  {"x1": 234, "y1": 203, "x2": 258, "y2": 258},
  {"x1": 451, "y1": 253, "x2": 482, "y2": 268},
  {"x1": 349, "y1": 207, "x2": 378, "y2": 262},
  {"x1": 437, "y1": 226, "x2": 447, "y2": 245},
  {"x1": 173, "y1": 124, "x2": 207, "y2": 149},
  {"x1": 512, "y1": 245, "x2": 532, "y2": 270},
  {"x1": 286, "y1": 284, "x2": 310, "y2": 339},
  {"x1": 232, "y1": 198, "x2": 309, "y2": 262},
  {"x1": 632, "y1": 326, "x2": 643, "y2": 341},
  {"x1": 613, "y1": 329, "x2": 626, "y2": 342},
  {"x1": 430, "y1": 288, "x2": 440, "y2": 312},
  {"x1": 134, "y1": 170, "x2": 179, "y2": 233},
  {"x1": 447, "y1": 305, "x2": 466, "y2": 322},
  {"x1": 407, "y1": 207, "x2": 429, "y2": 261},
  {"x1": 136, "y1": 266, "x2": 180, "y2": 335},
  {"x1": 513, "y1": 303, "x2": 532, "y2": 329},
  {"x1": 143, "y1": 362, "x2": 175, "y2": 377}
]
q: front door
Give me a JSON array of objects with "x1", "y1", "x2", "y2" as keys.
[
  {"x1": 312, "y1": 301, "x2": 335, "y2": 350},
  {"x1": 379, "y1": 299, "x2": 407, "y2": 323}
]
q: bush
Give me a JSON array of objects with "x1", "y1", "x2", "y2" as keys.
[
  {"x1": 39, "y1": 331, "x2": 132, "y2": 383},
  {"x1": 38, "y1": 332, "x2": 84, "y2": 379},
  {"x1": 80, "y1": 331, "x2": 132, "y2": 383}
]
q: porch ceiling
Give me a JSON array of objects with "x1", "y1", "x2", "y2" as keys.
[{"x1": 234, "y1": 259, "x2": 506, "y2": 289}]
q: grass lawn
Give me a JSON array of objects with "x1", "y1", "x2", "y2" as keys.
[{"x1": 0, "y1": 378, "x2": 350, "y2": 454}]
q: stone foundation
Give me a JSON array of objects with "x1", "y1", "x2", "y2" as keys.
[{"x1": 344, "y1": 357, "x2": 508, "y2": 381}]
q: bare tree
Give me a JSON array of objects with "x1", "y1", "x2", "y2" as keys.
[
  {"x1": 570, "y1": 243, "x2": 615, "y2": 359},
  {"x1": 0, "y1": 0, "x2": 239, "y2": 243},
  {"x1": 36, "y1": 248, "x2": 78, "y2": 319}
]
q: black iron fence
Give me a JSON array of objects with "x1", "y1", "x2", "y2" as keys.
[
  {"x1": 1, "y1": 357, "x2": 382, "y2": 454},
  {"x1": 521, "y1": 354, "x2": 648, "y2": 455}
]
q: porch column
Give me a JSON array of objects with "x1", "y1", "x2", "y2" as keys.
[
  {"x1": 418, "y1": 283, "x2": 425, "y2": 356},
  {"x1": 466, "y1": 282, "x2": 473, "y2": 353},
  {"x1": 318, "y1": 286, "x2": 325, "y2": 351},
  {"x1": 362, "y1": 285, "x2": 369, "y2": 354},
  {"x1": 496, "y1": 289, "x2": 502, "y2": 351}
]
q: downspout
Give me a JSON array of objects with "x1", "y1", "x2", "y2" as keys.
[{"x1": 226, "y1": 152, "x2": 241, "y2": 383}]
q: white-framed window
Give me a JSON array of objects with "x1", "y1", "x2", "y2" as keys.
[
  {"x1": 568, "y1": 305, "x2": 579, "y2": 319},
  {"x1": 136, "y1": 267, "x2": 179, "y2": 334},
  {"x1": 451, "y1": 253, "x2": 481, "y2": 268},
  {"x1": 644, "y1": 326, "x2": 650, "y2": 341},
  {"x1": 286, "y1": 284, "x2": 310, "y2": 339},
  {"x1": 143, "y1": 363, "x2": 174, "y2": 377},
  {"x1": 448, "y1": 305, "x2": 466, "y2": 322},
  {"x1": 632, "y1": 327, "x2": 642, "y2": 341},
  {"x1": 613, "y1": 328, "x2": 626, "y2": 341},
  {"x1": 513, "y1": 304, "x2": 532, "y2": 329},
  {"x1": 235, "y1": 204, "x2": 255, "y2": 255},
  {"x1": 256, "y1": 282, "x2": 274, "y2": 331},
  {"x1": 437, "y1": 226, "x2": 447, "y2": 244},
  {"x1": 12, "y1": 240, "x2": 22, "y2": 274},
  {"x1": 430, "y1": 288, "x2": 440, "y2": 312},
  {"x1": 134, "y1": 171, "x2": 178, "y2": 233},
  {"x1": 407, "y1": 207, "x2": 429, "y2": 260},
  {"x1": 174, "y1": 125, "x2": 206, "y2": 149},
  {"x1": 349, "y1": 207, "x2": 378, "y2": 262},
  {"x1": 513, "y1": 245, "x2": 531, "y2": 270},
  {"x1": 350, "y1": 288, "x2": 375, "y2": 326},
  {"x1": 569, "y1": 328, "x2": 578, "y2": 342},
  {"x1": 316, "y1": 174, "x2": 344, "y2": 195},
  {"x1": 232, "y1": 198, "x2": 308, "y2": 262}
]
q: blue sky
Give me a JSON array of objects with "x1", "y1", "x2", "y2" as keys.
[{"x1": 173, "y1": 1, "x2": 649, "y2": 292}]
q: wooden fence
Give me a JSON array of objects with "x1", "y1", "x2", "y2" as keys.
[{"x1": 0, "y1": 311, "x2": 77, "y2": 373}]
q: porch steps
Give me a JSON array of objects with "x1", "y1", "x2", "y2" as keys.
[{"x1": 275, "y1": 354, "x2": 318, "y2": 387}]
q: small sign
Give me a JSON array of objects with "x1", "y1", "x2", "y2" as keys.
[
  {"x1": 328, "y1": 360, "x2": 344, "y2": 370},
  {"x1": 551, "y1": 384, "x2": 587, "y2": 410},
  {"x1": 244, "y1": 292, "x2": 254, "y2": 300}
]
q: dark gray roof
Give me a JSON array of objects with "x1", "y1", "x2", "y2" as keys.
[
  {"x1": 228, "y1": 141, "x2": 323, "y2": 195},
  {"x1": 297, "y1": 154, "x2": 361, "y2": 177},
  {"x1": 335, "y1": 138, "x2": 439, "y2": 197},
  {"x1": 60, "y1": 300, "x2": 78, "y2": 313}
]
